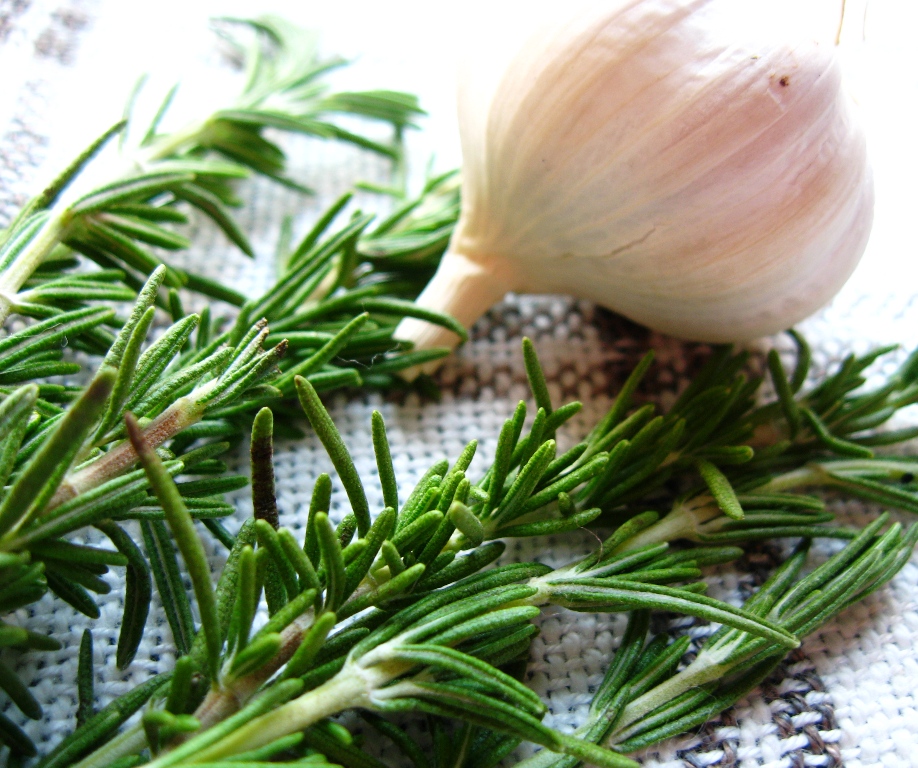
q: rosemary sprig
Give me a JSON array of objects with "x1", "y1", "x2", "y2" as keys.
[
  {"x1": 0, "y1": 15, "x2": 423, "y2": 324},
  {"x1": 0, "y1": 149, "x2": 461, "y2": 736},
  {"x1": 527, "y1": 515, "x2": 918, "y2": 764},
  {"x1": 23, "y1": 332, "x2": 914, "y2": 768}
]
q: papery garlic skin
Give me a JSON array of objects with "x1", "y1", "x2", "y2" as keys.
[{"x1": 395, "y1": 0, "x2": 873, "y2": 358}]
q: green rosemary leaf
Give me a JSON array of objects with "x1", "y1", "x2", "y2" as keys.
[
  {"x1": 0, "y1": 624, "x2": 58, "y2": 652},
  {"x1": 490, "y1": 441, "x2": 556, "y2": 525},
  {"x1": 138, "y1": 80, "x2": 179, "y2": 144},
  {"x1": 306, "y1": 367, "x2": 363, "y2": 392},
  {"x1": 290, "y1": 192, "x2": 353, "y2": 265},
  {"x1": 98, "y1": 521, "x2": 154, "y2": 669},
  {"x1": 371, "y1": 411, "x2": 399, "y2": 511},
  {"x1": 496, "y1": 506, "x2": 604, "y2": 539},
  {"x1": 581, "y1": 407, "x2": 652, "y2": 477},
  {"x1": 380, "y1": 539, "x2": 405, "y2": 577},
  {"x1": 209, "y1": 519, "x2": 258, "y2": 658},
  {"x1": 0, "y1": 369, "x2": 114, "y2": 538},
  {"x1": 166, "y1": 656, "x2": 197, "y2": 716},
  {"x1": 586, "y1": 351, "x2": 655, "y2": 448},
  {"x1": 302, "y1": 474, "x2": 332, "y2": 567},
  {"x1": 413, "y1": 542, "x2": 505, "y2": 592},
  {"x1": 350, "y1": 297, "x2": 468, "y2": 342},
  {"x1": 0, "y1": 361, "x2": 82, "y2": 384},
  {"x1": 141, "y1": 519, "x2": 196, "y2": 657},
  {"x1": 0, "y1": 710, "x2": 36, "y2": 757},
  {"x1": 544, "y1": 578, "x2": 797, "y2": 647},
  {"x1": 0, "y1": 384, "x2": 40, "y2": 487},
  {"x1": 514, "y1": 409, "x2": 546, "y2": 469},
  {"x1": 417, "y1": 517, "x2": 458, "y2": 567},
  {"x1": 0, "y1": 212, "x2": 50, "y2": 273},
  {"x1": 337, "y1": 562, "x2": 426, "y2": 620},
  {"x1": 344, "y1": 508, "x2": 396, "y2": 599},
  {"x1": 45, "y1": 571, "x2": 100, "y2": 618},
  {"x1": 281, "y1": 218, "x2": 373, "y2": 301},
  {"x1": 274, "y1": 313, "x2": 368, "y2": 392},
  {"x1": 523, "y1": 337, "x2": 553, "y2": 419},
  {"x1": 171, "y1": 183, "x2": 255, "y2": 257},
  {"x1": 255, "y1": 519, "x2": 300, "y2": 600},
  {"x1": 0, "y1": 658, "x2": 42, "y2": 719},
  {"x1": 251, "y1": 408, "x2": 279, "y2": 529},
  {"x1": 228, "y1": 545, "x2": 257, "y2": 654},
  {"x1": 179, "y1": 270, "x2": 248, "y2": 306},
  {"x1": 401, "y1": 586, "x2": 539, "y2": 648},
  {"x1": 316, "y1": 512, "x2": 346, "y2": 611},
  {"x1": 696, "y1": 459, "x2": 744, "y2": 520},
  {"x1": 449, "y1": 502, "x2": 485, "y2": 548},
  {"x1": 398, "y1": 460, "x2": 448, "y2": 530},
  {"x1": 107, "y1": 203, "x2": 188, "y2": 224},
  {"x1": 801, "y1": 407, "x2": 874, "y2": 458},
  {"x1": 283, "y1": 610, "x2": 337, "y2": 680},
  {"x1": 692, "y1": 444, "x2": 755, "y2": 465},
  {"x1": 102, "y1": 213, "x2": 190, "y2": 251},
  {"x1": 521, "y1": 453, "x2": 610, "y2": 514},
  {"x1": 71, "y1": 172, "x2": 195, "y2": 216},
  {"x1": 15, "y1": 121, "x2": 128, "y2": 233},
  {"x1": 129, "y1": 411, "x2": 221, "y2": 680},
  {"x1": 785, "y1": 329, "x2": 812, "y2": 392},
  {"x1": 0, "y1": 306, "x2": 114, "y2": 371},
  {"x1": 76, "y1": 630, "x2": 95, "y2": 727},
  {"x1": 40, "y1": 558, "x2": 111, "y2": 593},
  {"x1": 228, "y1": 632, "x2": 283, "y2": 679},
  {"x1": 295, "y1": 376, "x2": 370, "y2": 535},
  {"x1": 393, "y1": 643, "x2": 545, "y2": 716}
]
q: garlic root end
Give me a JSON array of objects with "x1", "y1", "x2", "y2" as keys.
[{"x1": 394, "y1": 250, "x2": 514, "y2": 379}]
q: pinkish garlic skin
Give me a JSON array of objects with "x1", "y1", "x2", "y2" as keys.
[{"x1": 395, "y1": 0, "x2": 873, "y2": 358}]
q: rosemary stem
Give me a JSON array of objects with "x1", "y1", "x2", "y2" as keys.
[
  {"x1": 611, "y1": 642, "x2": 739, "y2": 738},
  {"x1": 47, "y1": 396, "x2": 206, "y2": 511},
  {"x1": 137, "y1": 119, "x2": 212, "y2": 167},
  {"x1": 179, "y1": 662, "x2": 400, "y2": 763},
  {"x1": 192, "y1": 610, "x2": 315, "y2": 731},
  {"x1": 754, "y1": 465, "x2": 829, "y2": 493},
  {"x1": 615, "y1": 499, "x2": 716, "y2": 552},
  {"x1": 71, "y1": 724, "x2": 147, "y2": 768},
  {"x1": 0, "y1": 207, "x2": 72, "y2": 324}
]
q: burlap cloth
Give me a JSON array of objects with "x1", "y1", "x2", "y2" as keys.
[{"x1": 2, "y1": 2, "x2": 917, "y2": 766}]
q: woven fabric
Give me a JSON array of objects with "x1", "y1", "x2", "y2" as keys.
[{"x1": 2, "y1": 2, "x2": 917, "y2": 767}]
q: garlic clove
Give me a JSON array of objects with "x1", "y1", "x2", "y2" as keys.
[
  {"x1": 395, "y1": 249, "x2": 515, "y2": 356},
  {"x1": 395, "y1": 0, "x2": 873, "y2": 371}
]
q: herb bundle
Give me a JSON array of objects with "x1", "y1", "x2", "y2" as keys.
[
  {"x1": 8, "y1": 332, "x2": 916, "y2": 768},
  {"x1": 1, "y1": 11, "x2": 917, "y2": 768}
]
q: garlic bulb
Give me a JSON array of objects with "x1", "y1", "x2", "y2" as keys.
[{"x1": 395, "y1": 0, "x2": 873, "y2": 361}]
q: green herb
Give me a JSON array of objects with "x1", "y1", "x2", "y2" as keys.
[
  {"x1": 0, "y1": 16, "x2": 426, "y2": 326},
  {"x1": 10, "y1": 336, "x2": 909, "y2": 767}
]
